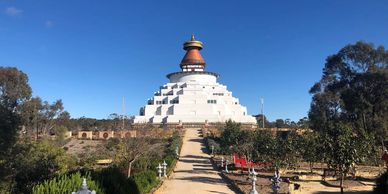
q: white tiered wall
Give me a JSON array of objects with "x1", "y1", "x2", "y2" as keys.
[{"x1": 134, "y1": 72, "x2": 257, "y2": 124}]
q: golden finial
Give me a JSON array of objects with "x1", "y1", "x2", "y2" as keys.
[{"x1": 183, "y1": 34, "x2": 203, "y2": 50}]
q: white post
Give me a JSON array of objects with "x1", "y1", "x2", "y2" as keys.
[
  {"x1": 175, "y1": 146, "x2": 179, "y2": 159},
  {"x1": 225, "y1": 160, "x2": 229, "y2": 173},
  {"x1": 157, "y1": 163, "x2": 162, "y2": 178},
  {"x1": 72, "y1": 178, "x2": 96, "y2": 194},
  {"x1": 162, "y1": 160, "x2": 167, "y2": 177},
  {"x1": 221, "y1": 157, "x2": 224, "y2": 168},
  {"x1": 249, "y1": 168, "x2": 258, "y2": 194},
  {"x1": 271, "y1": 171, "x2": 281, "y2": 193}
]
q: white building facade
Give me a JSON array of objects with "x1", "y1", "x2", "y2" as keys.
[{"x1": 134, "y1": 36, "x2": 256, "y2": 124}]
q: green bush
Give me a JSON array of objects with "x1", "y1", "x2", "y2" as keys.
[
  {"x1": 167, "y1": 131, "x2": 182, "y2": 156},
  {"x1": 92, "y1": 167, "x2": 136, "y2": 194},
  {"x1": 131, "y1": 170, "x2": 159, "y2": 194},
  {"x1": 32, "y1": 172, "x2": 104, "y2": 194},
  {"x1": 206, "y1": 137, "x2": 221, "y2": 154},
  {"x1": 13, "y1": 140, "x2": 70, "y2": 193}
]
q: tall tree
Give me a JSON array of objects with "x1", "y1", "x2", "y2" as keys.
[
  {"x1": 0, "y1": 67, "x2": 32, "y2": 155},
  {"x1": 275, "y1": 119, "x2": 286, "y2": 128},
  {"x1": 255, "y1": 114, "x2": 272, "y2": 128},
  {"x1": 18, "y1": 97, "x2": 65, "y2": 138},
  {"x1": 309, "y1": 41, "x2": 388, "y2": 139},
  {"x1": 308, "y1": 41, "x2": 385, "y2": 193},
  {"x1": 297, "y1": 117, "x2": 310, "y2": 129}
]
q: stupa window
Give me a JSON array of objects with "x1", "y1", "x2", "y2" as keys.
[
  {"x1": 170, "y1": 99, "x2": 179, "y2": 104},
  {"x1": 207, "y1": 100, "x2": 217, "y2": 104}
]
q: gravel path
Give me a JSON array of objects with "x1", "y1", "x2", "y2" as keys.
[{"x1": 155, "y1": 128, "x2": 236, "y2": 194}]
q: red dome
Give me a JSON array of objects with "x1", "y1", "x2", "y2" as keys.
[{"x1": 180, "y1": 48, "x2": 205, "y2": 66}]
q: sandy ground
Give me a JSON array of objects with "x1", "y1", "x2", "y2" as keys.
[
  {"x1": 64, "y1": 139, "x2": 102, "y2": 155},
  {"x1": 295, "y1": 181, "x2": 373, "y2": 194},
  {"x1": 155, "y1": 128, "x2": 236, "y2": 194}
]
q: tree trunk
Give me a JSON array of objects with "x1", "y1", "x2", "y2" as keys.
[
  {"x1": 340, "y1": 172, "x2": 344, "y2": 194},
  {"x1": 127, "y1": 161, "x2": 133, "y2": 178},
  {"x1": 310, "y1": 162, "x2": 314, "y2": 173},
  {"x1": 36, "y1": 126, "x2": 38, "y2": 141}
]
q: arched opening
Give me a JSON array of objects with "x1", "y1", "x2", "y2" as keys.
[
  {"x1": 82, "y1": 133, "x2": 87, "y2": 138},
  {"x1": 103, "y1": 132, "x2": 109, "y2": 139}
]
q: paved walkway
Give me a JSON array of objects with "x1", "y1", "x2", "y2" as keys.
[{"x1": 155, "y1": 128, "x2": 235, "y2": 194}]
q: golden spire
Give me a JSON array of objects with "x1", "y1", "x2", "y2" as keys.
[
  {"x1": 180, "y1": 35, "x2": 206, "y2": 71},
  {"x1": 183, "y1": 34, "x2": 203, "y2": 50}
]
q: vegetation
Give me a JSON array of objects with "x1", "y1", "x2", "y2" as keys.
[
  {"x1": 1, "y1": 40, "x2": 386, "y2": 194},
  {"x1": 0, "y1": 67, "x2": 33, "y2": 193},
  {"x1": 32, "y1": 172, "x2": 104, "y2": 194},
  {"x1": 374, "y1": 172, "x2": 388, "y2": 194},
  {"x1": 309, "y1": 42, "x2": 388, "y2": 140},
  {"x1": 309, "y1": 41, "x2": 387, "y2": 193},
  {"x1": 255, "y1": 115, "x2": 310, "y2": 129},
  {"x1": 131, "y1": 171, "x2": 159, "y2": 194},
  {"x1": 112, "y1": 137, "x2": 163, "y2": 178},
  {"x1": 91, "y1": 167, "x2": 136, "y2": 194},
  {"x1": 0, "y1": 67, "x2": 183, "y2": 194},
  {"x1": 214, "y1": 121, "x2": 304, "y2": 171},
  {"x1": 12, "y1": 140, "x2": 71, "y2": 193},
  {"x1": 300, "y1": 131, "x2": 321, "y2": 173}
]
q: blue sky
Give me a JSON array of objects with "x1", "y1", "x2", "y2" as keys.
[{"x1": 1, "y1": 1, "x2": 387, "y2": 121}]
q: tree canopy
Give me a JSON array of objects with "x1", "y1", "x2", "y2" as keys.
[
  {"x1": 0, "y1": 67, "x2": 32, "y2": 158},
  {"x1": 309, "y1": 41, "x2": 388, "y2": 140},
  {"x1": 308, "y1": 41, "x2": 386, "y2": 193}
]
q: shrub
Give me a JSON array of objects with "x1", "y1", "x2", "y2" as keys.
[
  {"x1": 167, "y1": 131, "x2": 182, "y2": 156},
  {"x1": 132, "y1": 170, "x2": 159, "y2": 194},
  {"x1": 12, "y1": 141, "x2": 70, "y2": 193},
  {"x1": 32, "y1": 172, "x2": 104, "y2": 194},
  {"x1": 206, "y1": 138, "x2": 221, "y2": 154},
  {"x1": 92, "y1": 167, "x2": 136, "y2": 194}
]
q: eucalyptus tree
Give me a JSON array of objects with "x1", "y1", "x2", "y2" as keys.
[
  {"x1": 0, "y1": 67, "x2": 32, "y2": 154},
  {"x1": 308, "y1": 41, "x2": 385, "y2": 193},
  {"x1": 309, "y1": 41, "x2": 388, "y2": 139}
]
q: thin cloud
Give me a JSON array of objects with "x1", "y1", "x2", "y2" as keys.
[{"x1": 4, "y1": 6, "x2": 23, "y2": 17}]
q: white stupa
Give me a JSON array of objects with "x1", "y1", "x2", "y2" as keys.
[{"x1": 134, "y1": 35, "x2": 256, "y2": 124}]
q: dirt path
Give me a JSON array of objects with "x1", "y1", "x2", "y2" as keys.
[{"x1": 155, "y1": 128, "x2": 236, "y2": 194}]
